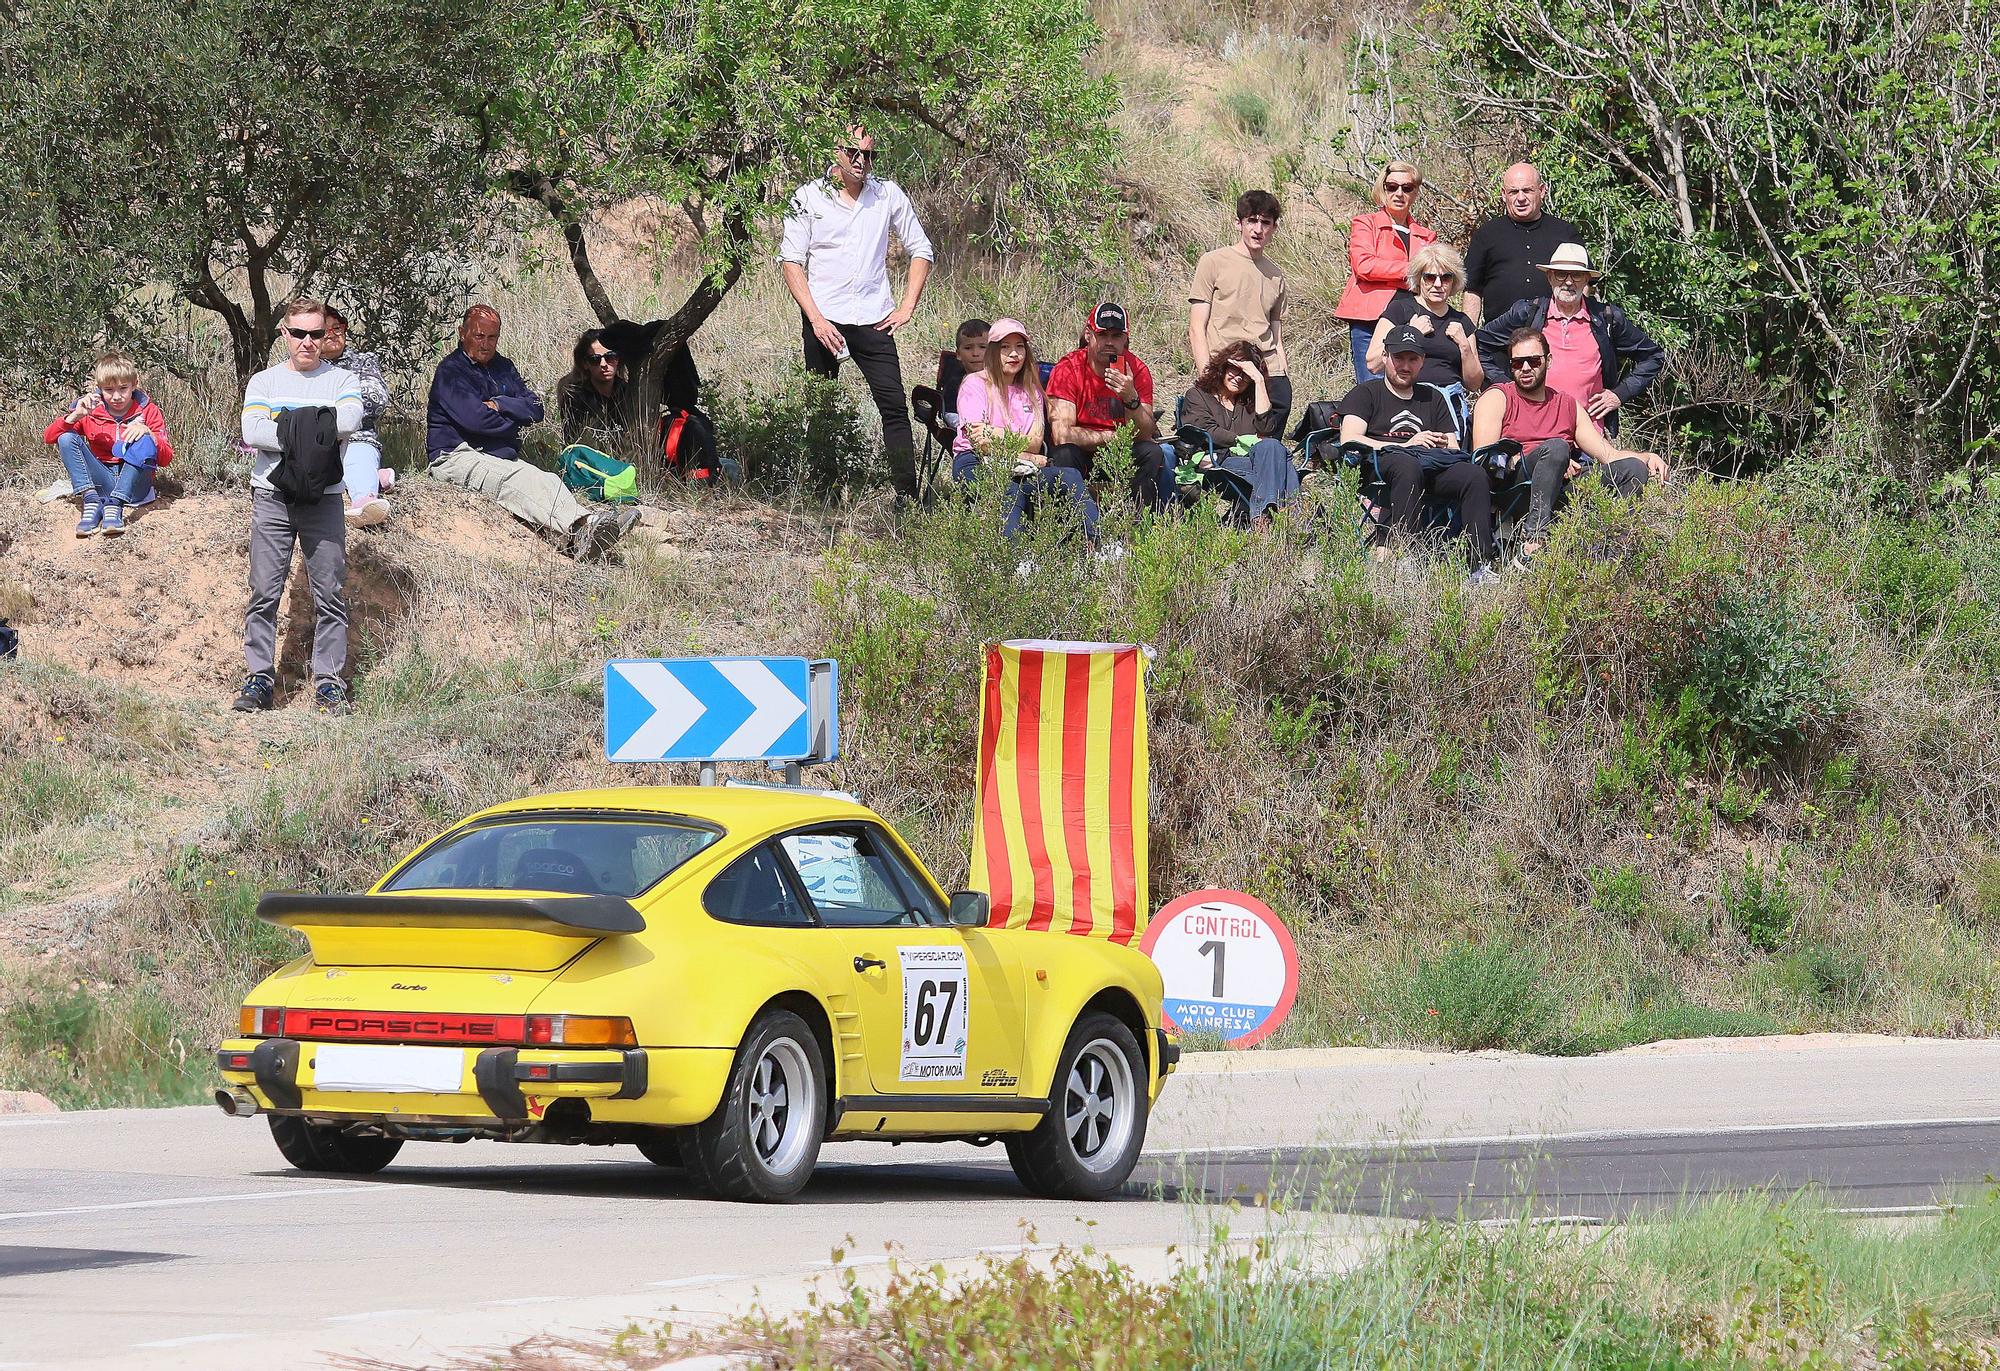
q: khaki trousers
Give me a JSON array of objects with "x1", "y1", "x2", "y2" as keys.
[{"x1": 429, "y1": 444, "x2": 588, "y2": 536}]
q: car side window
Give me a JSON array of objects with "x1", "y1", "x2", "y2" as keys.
[
  {"x1": 780, "y1": 827, "x2": 943, "y2": 928},
  {"x1": 703, "y1": 844, "x2": 814, "y2": 927}
]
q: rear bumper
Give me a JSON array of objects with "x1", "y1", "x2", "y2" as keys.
[
  {"x1": 1155, "y1": 1027, "x2": 1181, "y2": 1079},
  {"x1": 215, "y1": 1037, "x2": 729, "y2": 1125}
]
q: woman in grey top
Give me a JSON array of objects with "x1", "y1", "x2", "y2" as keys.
[{"x1": 1177, "y1": 341, "x2": 1301, "y2": 522}]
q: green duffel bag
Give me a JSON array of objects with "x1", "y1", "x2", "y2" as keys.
[{"x1": 557, "y1": 444, "x2": 640, "y2": 504}]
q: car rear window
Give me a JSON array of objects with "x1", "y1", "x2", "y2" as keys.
[{"x1": 382, "y1": 817, "x2": 719, "y2": 899}]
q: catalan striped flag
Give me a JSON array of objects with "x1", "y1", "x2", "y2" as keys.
[{"x1": 970, "y1": 641, "x2": 1149, "y2": 945}]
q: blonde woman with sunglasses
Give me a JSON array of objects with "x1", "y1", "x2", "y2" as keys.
[{"x1": 1335, "y1": 160, "x2": 1435, "y2": 382}]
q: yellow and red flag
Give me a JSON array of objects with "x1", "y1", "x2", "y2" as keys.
[{"x1": 970, "y1": 640, "x2": 1149, "y2": 945}]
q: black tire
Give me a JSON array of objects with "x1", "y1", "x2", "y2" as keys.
[
  {"x1": 685, "y1": 1009, "x2": 826, "y2": 1202},
  {"x1": 635, "y1": 1130, "x2": 684, "y2": 1168},
  {"x1": 267, "y1": 1116, "x2": 403, "y2": 1174},
  {"x1": 1007, "y1": 1012, "x2": 1148, "y2": 1200}
]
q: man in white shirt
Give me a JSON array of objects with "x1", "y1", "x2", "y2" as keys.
[
  {"x1": 234, "y1": 297, "x2": 363, "y2": 715},
  {"x1": 779, "y1": 127, "x2": 935, "y2": 500}
]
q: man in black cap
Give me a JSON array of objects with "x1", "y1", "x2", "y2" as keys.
[
  {"x1": 1340, "y1": 324, "x2": 1496, "y2": 578},
  {"x1": 1046, "y1": 302, "x2": 1171, "y2": 510}
]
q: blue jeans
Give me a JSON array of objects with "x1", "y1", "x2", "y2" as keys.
[
  {"x1": 1348, "y1": 323, "x2": 1378, "y2": 383},
  {"x1": 56, "y1": 430, "x2": 155, "y2": 506},
  {"x1": 956, "y1": 461, "x2": 1100, "y2": 541},
  {"x1": 342, "y1": 437, "x2": 382, "y2": 504}
]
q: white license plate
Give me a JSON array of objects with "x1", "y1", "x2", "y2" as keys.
[{"x1": 312, "y1": 1044, "x2": 465, "y2": 1094}]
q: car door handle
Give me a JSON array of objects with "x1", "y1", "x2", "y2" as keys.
[{"x1": 853, "y1": 955, "x2": 886, "y2": 973}]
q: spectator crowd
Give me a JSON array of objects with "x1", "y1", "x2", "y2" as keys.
[{"x1": 37, "y1": 130, "x2": 1669, "y2": 714}]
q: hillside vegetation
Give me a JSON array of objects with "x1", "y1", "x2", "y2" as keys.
[{"x1": 1, "y1": 3, "x2": 1997, "y2": 1106}]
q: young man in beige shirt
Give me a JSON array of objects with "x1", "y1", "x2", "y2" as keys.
[{"x1": 1188, "y1": 189, "x2": 1291, "y2": 438}]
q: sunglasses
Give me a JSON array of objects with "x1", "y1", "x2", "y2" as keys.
[
  {"x1": 1385, "y1": 180, "x2": 1420, "y2": 194},
  {"x1": 1420, "y1": 272, "x2": 1456, "y2": 284},
  {"x1": 1509, "y1": 354, "x2": 1547, "y2": 368},
  {"x1": 589, "y1": 350, "x2": 619, "y2": 364},
  {"x1": 283, "y1": 326, "x2": 326, "y2": 340},
  {"x1": 840, "y1": 147, "x2": 878, "y2": 162}
]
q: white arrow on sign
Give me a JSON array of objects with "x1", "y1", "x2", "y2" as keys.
[
  {"x1": 713, "y1": 659, "x2": 809, "y2": 757},
  {"x1": 608, "y1": 662, "x2": 706, "y2": 762}
]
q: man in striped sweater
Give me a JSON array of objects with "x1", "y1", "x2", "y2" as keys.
[{"x1": 234, "y1": 297, "x2": 363, "y2": 715}]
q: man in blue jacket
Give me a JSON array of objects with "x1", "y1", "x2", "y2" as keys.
[
  {"x1": 426, "y1": 305, "x2": 635, "y2": 559},
  {"x1": 1473, "y1": 244, "x2": 1663, "y2": 437}
]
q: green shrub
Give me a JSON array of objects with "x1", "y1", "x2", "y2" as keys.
[
  {"x1": 1589, "y1": 863, "x2": 1651, "y2": 924},
  {"x1": 1769, "y1": 941, "x2": 1872, "y2": 1013},
  {"x1": 1396, "y1": 939, "x2": 1561, "y2": 1051},
  {"x1": 708, "y1": 365, "x2": 875, "y2": 502},
  {"x1": 1720, "y1": 852, "x2": 1798, "y2": 952},
  {"x1": 1686, "y1": 588, "x2": 1845, "y2": 761},
  {"x1": 1219, "y1": 87, "x2": 1270, "y2": 136},
  {"x1": 0, "y1": 980, "x2": 207, "y2": 1108}
]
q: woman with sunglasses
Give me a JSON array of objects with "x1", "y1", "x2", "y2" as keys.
[
  {"x1": 555, "y1": 329, "x2": 637, "y2": 449},
  {"x1": 1335, "y1": 160, "x2": 1436, "y2": 383},
  {"x1": 1366, "y1": 244, "x2": 1481, "y2": 441}
]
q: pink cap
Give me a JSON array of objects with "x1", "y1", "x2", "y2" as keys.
[{"x1": 987, "y1": 317, "x2": 1031, "y2": 344}]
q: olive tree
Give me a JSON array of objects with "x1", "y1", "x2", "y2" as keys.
[
  {"x1": 492, "y1": 0, "x2": 1119, "y2": 399},
  {"x1": 0, "y1": 0, "x2": 507, "y2": 389}
]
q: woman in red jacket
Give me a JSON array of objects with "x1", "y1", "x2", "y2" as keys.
[
  {"x1": 44, "y1": 353, "x2": 174, "y2": 538},
  {"x1": 1336, "y1": 160, "x2": 1438, "y2": 383}
]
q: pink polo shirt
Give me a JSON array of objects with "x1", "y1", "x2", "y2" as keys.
[{"x1": 1543, "y1": 306, "x2": 1603, "y2": 411}]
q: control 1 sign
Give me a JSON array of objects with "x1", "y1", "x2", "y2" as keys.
[{"x1": 1140, "y1": 889, "x2": 1298, "y2": 1048}]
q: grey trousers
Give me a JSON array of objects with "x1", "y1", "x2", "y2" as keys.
[
  {"x1": 429, "y1": 443, "x2": 589, "y2": 536},
  {"x1": 1521, "y1": 439, "x2": 1651, "y2": 542},
  {"x1": 244, "y1": 488, "x2": 347, "y2": 685}
]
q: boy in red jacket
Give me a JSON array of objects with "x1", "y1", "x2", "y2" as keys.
[{"x1": 44, "y1": 353, "x2": 174, "y2": 537}]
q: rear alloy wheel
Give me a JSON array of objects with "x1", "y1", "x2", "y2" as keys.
[
  {"x1": 1006, "y1": 1012, "x2": 1147, "y2": 1200},
  {"x1": 268, "y1": 1116, "x2": 403, "y2": 1174},
  {"x1": 683, "y1": 1010, "x2": 825, "y2": 1201}
]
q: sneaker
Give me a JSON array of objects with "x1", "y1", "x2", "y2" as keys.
[
  {"x1": 313, "y1": 679, "x2": 352, "y2": 716},
  {"x1": 377, "y1": 468, "x2": 396, "y2": 491},
  {"x1": 99, "y1": 502, "x2": 125, "y2": 536},
  {"x1": 36, "y1": 478, "x2": 75, "y2": 504},
  {"x1": 231, "y1": 673, "x2": 275, "y2": 712},
  {"x1": 573, "y1": 507, "x2": 639, "y2": 561},
  {"x1": 347, "y1": 497, "x2": 391, "y2": 527},
  {"x1": 1468, "y1": 565, "x2": 1502, "y2": 589},
  {"x1": 1095, "y1": 542, "x2": 1129, "y2": 565},
  {"x1": 75, "y1": 499, "x2": 103, "y2": 537}
]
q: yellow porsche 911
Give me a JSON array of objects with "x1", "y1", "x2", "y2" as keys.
[{"x1": 214, "y1": 785, "x2": 1176, "y2": 1201}]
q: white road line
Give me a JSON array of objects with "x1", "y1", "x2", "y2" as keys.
[
  {"x1": 808, "y1": 1254, "x2": 893, "y2": 1269},
  {"x1": 976, "y1": 1242, "x2": 1061, "y2": 1255},
  {"x1": 1152, "y1": 1114, "x2": 2000, "y2": 1158},
  {"x1": 482, "y1": 1295, "x2": 571, "y2": 1307},
  {"x1": 324, "y1": 1308, "x2": 435, "y2": 1324},
  {"x1": 0, "y1": 1118, "x2": 59, "y2": 1129},
  {"x1": 0, "y1": 1185, "x2": 375, "y2": 1223},
  {"x1": 646, "y1": 1273, "x2": 741, "y2": 1289},
  {"x1": 132, "y1": 1332, "x2": 254, "y2": 1350}
]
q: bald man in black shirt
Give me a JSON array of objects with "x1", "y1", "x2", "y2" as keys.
[{"x1": 1463, "y1": 163, "x2": 1578, "y2": 325}]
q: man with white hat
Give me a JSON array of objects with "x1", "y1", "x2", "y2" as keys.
[{"x1": 1474, "y1": 242, "x2": 1663, "y2": 435}]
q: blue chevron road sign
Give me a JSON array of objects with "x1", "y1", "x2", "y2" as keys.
[{"x1": 604, "y1": 657, "x2": 837, "y2": 764}]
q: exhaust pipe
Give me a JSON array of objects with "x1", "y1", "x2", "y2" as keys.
[{"x1": 215, "y1": 1087, "x2": 259, "y2": 1118}]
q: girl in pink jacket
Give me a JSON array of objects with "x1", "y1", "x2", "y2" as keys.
[{"x1": 1336, "y1": 161, "x2": 1438, "y2": 383}]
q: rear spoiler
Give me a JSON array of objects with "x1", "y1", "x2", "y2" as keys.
[{"x1": 256, "y1": 892, "x2": 646, "y2": 935}]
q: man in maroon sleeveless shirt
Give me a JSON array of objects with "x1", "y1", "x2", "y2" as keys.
[{"x1": 1471, "y1": 325, "x2": 1665, "y2": 563}]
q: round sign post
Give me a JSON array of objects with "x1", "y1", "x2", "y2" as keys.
[{"x1": 1140, "y1": 889, "x2": 1299, "y2": 1049}]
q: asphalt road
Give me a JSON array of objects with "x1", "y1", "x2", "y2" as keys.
[{"x1": 3, "y1": 1035, "x2": 1996, "y2": 1370}]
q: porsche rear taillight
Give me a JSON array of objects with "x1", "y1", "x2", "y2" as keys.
[
  {"x1": 524, "y1": 1014, "x2": 637, "y2": 1047},
  {"x1": 240, "y1": 1006, "x2": 283, "y2": 1036}
]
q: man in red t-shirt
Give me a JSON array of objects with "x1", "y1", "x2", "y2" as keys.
[
  {"x1": 1471, "y1": 325, "x2": 1666, "y2": 562},
  {"x1": 1045, "y1": 302, "x2": 1171, "y2": 509}
]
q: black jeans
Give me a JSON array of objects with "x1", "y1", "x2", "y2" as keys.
[
  {"x1": 1373, "y1": 446, "x2": 1497, "y2": 565},
  {"x1": 800, "y1": 314, "x2": 917, "y2": 498},
  {"x1": 1048, "y1": 438, "x2": 1173, "y2": 511},
  {"x1": 1265, "y1": 373, "x2": 1294, "y2": 443},
  {"x1": 1522, "y1": 439, "x2": 1651, "y2": 543}
]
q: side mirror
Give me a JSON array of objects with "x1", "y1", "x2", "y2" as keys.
[{"x1": 947, "y1": 890, "x2": 990, "y2": 928}]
